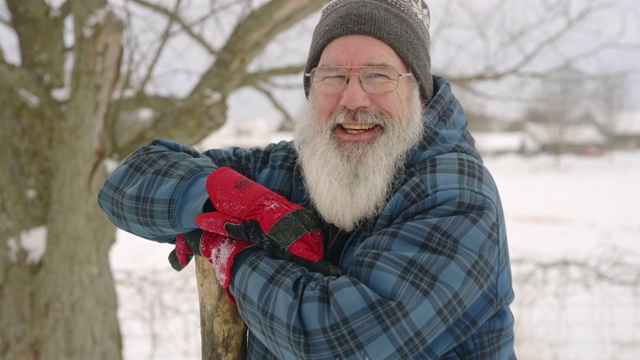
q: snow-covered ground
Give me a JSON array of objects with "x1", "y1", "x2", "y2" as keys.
[
  {"x1": 110, "y1": 142, "x2": 640, "y2": 359},
  {"x1": 488, "y1": 151, "x2": 640, "y2": 360}
]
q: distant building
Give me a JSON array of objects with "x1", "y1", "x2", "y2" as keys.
[
  {"x1": 519, "y1": 106, "x2": 612, "y2": 155},
  {"x1": 609, "y1": 110, "x2": 640, "y2": 151},
  {"x1": 472, "y1": 132, "x2": 530, "y2": 156},
  {"x1": 524, "y1": 120, "x2": 607, "y2": 155}
]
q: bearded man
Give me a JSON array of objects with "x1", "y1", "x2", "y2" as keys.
[{"x1": 98, "y1": 0, "x2": 516, "y2": 358}]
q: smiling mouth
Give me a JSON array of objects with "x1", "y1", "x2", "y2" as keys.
[{"x1": 340, "y1": 123, "x2": 378, "y2": 134}]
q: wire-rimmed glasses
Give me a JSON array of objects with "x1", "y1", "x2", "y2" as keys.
[{"x1": 305, "y1": 66, "x2": 412, "y2": 94}]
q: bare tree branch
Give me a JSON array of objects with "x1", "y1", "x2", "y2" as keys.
[
  {"x1": 254, "y1": 83, "x2": 293, "y2": 125},
  {"x1": 127, "y1": 0, "x2": 217, "y2": 54},
  {"x1": 191, "y1": 0, "x2": 324, "y2": 96},
  {"x1": 241, "y1": 64, "x2": 306, "y2": 88},
  {"x1": 437, "y1": 0, "x2": 638, "y2": 93},
  {"x1": 503, "y1": 2, "x2": 602, "y2": 75},
  {"x1": 114, "y1": 0, "x2": 325, "y2": 157},
  {"x1": 512, "y1": 251, "x2": 640, "y2": 289},
  {"x1": 137, "y1": 0, "x2": 183, "y2": 91}
]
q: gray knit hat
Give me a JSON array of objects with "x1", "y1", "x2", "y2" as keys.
[{"x1": 304, "y1": 0, "x2": 433, "y2": 102}]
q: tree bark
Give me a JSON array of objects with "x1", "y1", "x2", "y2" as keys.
[
  {"x1": 0, "y1": 1, "x2": 123, "y2": 359},
  {"x1": 195, "y1": 257, "x2": 246, "y2": 360}
]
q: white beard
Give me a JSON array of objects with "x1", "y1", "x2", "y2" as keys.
[{"x1": 294, "y1": 90, "x2": 424, "y2": 231}]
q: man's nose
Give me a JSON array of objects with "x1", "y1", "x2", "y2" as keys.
[{"x1": 339, "y1": 74, "x2": 371, "y2": 110}]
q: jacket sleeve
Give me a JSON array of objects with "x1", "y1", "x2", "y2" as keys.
[
  {"x1": 230, "y1": 158, "x2": 513, "y2": 359},
  {"x1": 97, "y1": 139, "x2": 296, "y2": 242}
]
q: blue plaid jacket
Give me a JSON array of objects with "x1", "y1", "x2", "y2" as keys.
[{"x1": 99, "y1": 76, "x2": 515, "y2": 359}]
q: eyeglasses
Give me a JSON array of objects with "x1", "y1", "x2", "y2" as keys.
[{"x1": 305, "y1": 66, "x2": 412, "y2": 95}]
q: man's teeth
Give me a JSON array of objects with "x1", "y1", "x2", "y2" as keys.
[{"x1": 341, "y1": 123, "x2": 376, "y2": 134}]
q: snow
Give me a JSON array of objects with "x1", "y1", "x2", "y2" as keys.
[
  {"x1": 22, "y1": 229, "x2": 47, "y2": 264},
  {"x1": 103, "y1": 158, "x2": 120, "y2": 174},
  {"x1": 110, "y1": 143, "x2": 640, "y2": 359},
  {"x1": 8, "y1": 226, "x2": 47, "y2": 264},
  {"x1": 203, "y1": 88, "x2": 222, "y2": 106},
  {"x1": 207, "y1": 238, "x2": 238, "y2": 285},
  {"x1": 82, "y1": 7, "x2": 111, "y2": 39},
  {"x1": 51, "y1": 86, "x2": 71, "y2": 102},
  {"x1": 110, "y1": 232, "x2": 202, "y2": 359},
  {"x1": 485, "y1": 151, "x2": 640, "y2": 359},
  {"x1": 25, "y1": 188, "x2": 37, "y2": 200},
  {"x1": 137, "y1": 107, "x2": 155, "y2": 122},
  {"x1": 18, "y1": 89, "x2": 40, "y2": 108}
]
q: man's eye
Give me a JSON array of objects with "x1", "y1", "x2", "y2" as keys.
[
  {"x1": 364, "y1": 72, "x2": 391, "y2": 80},
  {"x1": 320, "y1": 73, "x2": 345, "y2": 82}
]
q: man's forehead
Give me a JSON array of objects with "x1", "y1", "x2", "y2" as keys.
[{"x1": 318, "y1": 35, "x2": 408, "y2": 70}]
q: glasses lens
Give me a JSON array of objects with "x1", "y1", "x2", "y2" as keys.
[
  {"x1": 361, "y1": 67, "x2": 399, "y2": 94},
  {"x1": 312, "y1": 67, "x2": 347, "y2": 94},
  {"x1": 310, "y1": 66, "x2": 402, "y2": 94}
]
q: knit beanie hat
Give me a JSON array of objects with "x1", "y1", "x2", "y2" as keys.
[{"x1": 304, "y1": 0, "x2": 433, "y2": 102}]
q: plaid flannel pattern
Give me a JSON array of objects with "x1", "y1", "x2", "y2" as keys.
[{"x1": 98, "y1": 76, "x2": 515, "y2": 359}]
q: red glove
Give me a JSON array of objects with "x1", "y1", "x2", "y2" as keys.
[
  {"x1": 199, "y1": 167, "x2": 324, "y2": 262},
  {"x1": 168, "y1": 229, "x2": 251, "y2": 305},
  {"x1": 197, "y1": 213, "x2": 343, "y2": 277}
]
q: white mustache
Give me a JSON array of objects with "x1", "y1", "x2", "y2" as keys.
[{"x1": 329, "y1": 109, "x2": 388, "y2": 129}]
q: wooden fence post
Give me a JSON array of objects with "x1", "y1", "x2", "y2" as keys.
[{"x1": 195, "y1": 256, "x2": 246, "y2": 360}]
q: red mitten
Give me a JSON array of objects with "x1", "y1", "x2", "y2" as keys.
[
  {"x1": 197, "y1": 214, "x2": 343, "y2": 277},
  {"x1": 169, "y1": 229, "x2": 251, "y2": 305},
  {"x1": 203, "y1": 167, "x2": 324, "y2": 262}
]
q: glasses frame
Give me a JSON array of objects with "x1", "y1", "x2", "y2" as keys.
[{"x1": 305, "y1": 66, "x2": 413, "y2": 95}]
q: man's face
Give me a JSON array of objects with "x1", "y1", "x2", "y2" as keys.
[
  {"x1": 312, "y1": 35, "x2": 416, "y2": 148},
  {"x1": 294, "y1": 35, "x2": 424, "y2": 231}
]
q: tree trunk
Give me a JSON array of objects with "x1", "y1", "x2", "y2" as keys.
[
  {"x1": 0, "y1": 2, "x2": 123, "y2": 359},
  {"x1": 195, "y1": 256, "x2": 246, "y2": 360},
  {"x1": 0, "y1": 77, "x2": 124, "y2": 359},
  {"x1": 33, "y1": 142, "x2": 123, "y2": 359}
]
